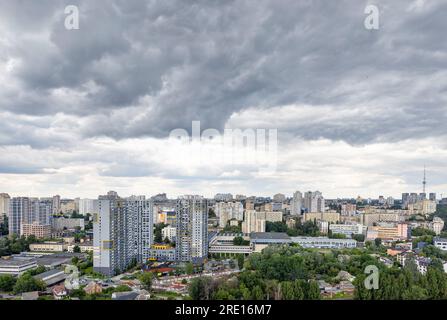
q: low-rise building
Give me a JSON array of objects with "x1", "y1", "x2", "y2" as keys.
[
  {"x1": 84, "y1": 281, "x2": 103, "y2": 295},
  {"x1": 209, "y1": 233, "x2": 252, "y2": 255},
  {"x1": 250, "y1": 232, "x2": 292, "y2": 253},
  {"x1": 304, "y1": 211, "x2": 340, "y2": 223},
  {"x1": 52, "y1": 284, "x2": 67, "y2": 300},
  {"x1": 147, "y1": 245, "x2": 176, "y2": 262},
  {"x1": 67, "y1": 242, "x2": 94, "y2": 253},
  {"x1": 161, "y1": 226, "x2": 176, "y2": 242},
  {"x1": 290, "y1": 236, "x2": 357, "y2": 249},
  {"x1": 434, "y1": 237, "x2": 447, "y2": 251},
  {"x1": 329, "y1": 224, "x2": 366, "y2": 237},
  {"x1": 21, "y1": 223, "x2": 51, "y2": 239},
  {"x1": 0, "y1": 257, "x2": 37, "y2": 275},
  {"x1": 34, "y1": 269, "x2": 67, "y2": 287},
  {"x1": 52, "y1": 217, "x2": 85, "y2": 231},
  {"x1": 366, "y1": 223, "x2": 409, "y2": 241},
  {"x1": 29, "y1": 242, "x2": 68, "y2": 253}
]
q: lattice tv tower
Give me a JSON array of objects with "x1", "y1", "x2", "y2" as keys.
[{"x1": 422, "y1": 165, "x2": 426, "y2": 194}]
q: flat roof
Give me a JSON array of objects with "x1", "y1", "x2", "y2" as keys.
[
  {"x1": 34, "y1": 268, "x2": 65, "y2": 280},
  {"x1": 35, "y1": 256, "x2": 71, "y2": 267},
  {"x1": 0, "y1": 257, "x2": 36, "y2": 267},
  {"x1": 250, "y1": 232, "x2": 291, "y2": 240}
]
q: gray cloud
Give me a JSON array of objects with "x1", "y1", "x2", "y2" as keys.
[
  {"x1": 0, "y1": 0, "x2": 446, "y2": 145},
  {"x1": 0, "y1": 0, "x2": 446, "y2": 197}
]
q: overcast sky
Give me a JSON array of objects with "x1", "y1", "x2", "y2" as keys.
[{"x1": 0, "y1": 0, "x2": 446, "y2": 199}]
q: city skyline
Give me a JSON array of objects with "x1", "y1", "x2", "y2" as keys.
[{"x1": 1, "y1": 1, "x2": 447, "y2": 200}]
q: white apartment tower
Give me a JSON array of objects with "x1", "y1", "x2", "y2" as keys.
[
  {"x1": 0, "y1": 193, "x2": 10, "y2": 223},
  {"x1": 304, "y1": 191, "x2": 325, "y2": 213},
  {"x1": 9, "y1": 197, "x2": 30, "y2": 236},
  {"x1": 175, "y1": 195, "x2": 208, "y2": 262},
  {"x1": 291, "y1": 191, "x2": 303, "y2": 216},
  {"x1": 93, "y1": 193, "x2": 153, "y2": 276}
]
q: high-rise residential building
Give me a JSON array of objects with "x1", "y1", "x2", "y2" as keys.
[
  {"x1": 273, "y1": 193, "x2": 286, "y2": 203},
  {"x1": 151, "y1": 193, "x2": 167, "y2": 202},
  {"x1": 242, "y1": 210, "x2": 266, "y2": 233},
  {"x1": 175, "y1": 195, "x2": 208, "y2": 263},
  {"x1": 408, "y1": 199, "x2": 437, "y2": 215},
  {"x1": 79, "y1": 199, "x2": 95, "y2": 215},
  {"x1": 215, "y1": 201, "x2": 244, "y2": 227},
  {"x1": 52, "y1": 195, "x2": 61, "y2": 215},
  {"x1": 9, "y1": 197, "x2": 31, "y2": 236},
  {"x1": 38, "y1": 198, "x2": 53, "y2": 225},
  {"x1": 21, "y1": 223, "x2": 51, "y2": 239},
  {"x1": 304, "y1": 191, "x2": 325, "y2": 213},
  {"x1": 401, "y1": 193, "x2": 409, "y2": 208},
  {"x1": 341, "y1": 203, "x2": 356, "y2": 216},
  {"x1": 60, "y1": 199, "x2": 76, "y2": 215},
  {"x1": 0, "y1": 193, "x2": 10, "y2": 223},
  {"x1": 431, "y1": 217, "x2": 444, "y2": 235},
  {"x1": 386, "y1": 197, "x2": 395, "y2": 207},
  {"x1": 162, "y1": 225, "x2": 177, "y2": 242},
  {"x1": 93, "y1": 193, "x2": 153, "y2": 276},
  {"x1": 214, "y1": 193, "x2": 233, "y2": 202},
  {"x1": 402, "y1": 192, "x2": 421, "y2": 209},
  {"x1": 291, "y1": 191, "x2": 303, "y2": 216},
  {"x1": 245, "y1": 200, "x2": 255, "y2": 211},
  {"x1": 8, "y1": 197, "x2": 52, "y2": 237},
  {"x1": 429, "y1": 193, "x2": 437, "y2": 201}
]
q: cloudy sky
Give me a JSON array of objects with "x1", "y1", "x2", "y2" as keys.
[{"x1": 0, "y1": 0, "x2": 446, "y2": 199}]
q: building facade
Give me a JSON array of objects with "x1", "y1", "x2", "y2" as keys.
[
  {"x1": 93, "y1": 194, "x2": 154, "y2": 276},
  {"x1": 175, "y1": 195, "x2": 208, "y2": 262}
]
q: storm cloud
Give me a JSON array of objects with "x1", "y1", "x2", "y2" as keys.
[{"x1": 0, "y1": 0, "x2": 446, "y2": 198}]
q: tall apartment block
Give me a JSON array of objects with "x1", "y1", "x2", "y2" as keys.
[
  {"x1": 8, "y1": 197, "x2": 52, "y2": 237},
  {"x1": 175, "y1": 195, "x2": 208, "y2": 263},
  {"x1": 303, "y1": 191, "x2": 325, "y2": 213},
  {"x1": 9, "y1": 197, "x2": 30, "y2": 235},
  {"x1": 291, "y1": 191, "x2": 303, "y2": 216},
  {"x1": 0, "y1": 193, "x2": 10, "y2": 224},
  {"x1": 93, "y1": 193, "x2": 153, "y2": 276}
]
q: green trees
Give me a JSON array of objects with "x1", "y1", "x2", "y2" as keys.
[
  {"x1": 0, "y1": 274, "x2": 16, "y2": 292},
  {"x1": 266, "y1": 221, "x2": 288, "y2": 233},
  {"x1": 233, "y1": 236, "x2": 249, "y2": 246},
  {"x1": 114, "y1": 285, "x2": 132, "y2": 292},
  {"x1": 352, "y1": 234, "x2": 365, "y2": 242},
  {"x1": 222, "y1": 224, "x2": 242, "y2": 233},
  {"x1": 354, "y1": 266, "x2": 447, "y2": 300},
  {"x1": 138, "y1": 272, "x2": 154, "y2": 291},
  {"x1": 154, "y1": 223, "x2": 167, "y2": 243},
  {"x1": 185, "y1": 262, "x2": 194, "y2": 275},
  {"x1": 0, "y1": 234, "x2": 39, "y2": 255},
  {"x1": 236, "y1": 254, "x2": 245, "y2": 270},
  {"x1": 411, "y1": 227, "x2": 436, "y2": 237},
  {"x1": 13, "y1": 273, "x2": 46, "y2": 294},
  {"x1": 0, "y1": 215, "x2": 8, "y2": 236},
  {"x1": 27, "y1": 265, "x2": 47, "y2": 276},
  {"x1": 188, "y1": 277, "x2": 214, "y2": 300}
]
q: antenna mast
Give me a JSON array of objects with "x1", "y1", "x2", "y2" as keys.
[{"x1": 423, "y1": 165, "x2": 426, "y2": 194}]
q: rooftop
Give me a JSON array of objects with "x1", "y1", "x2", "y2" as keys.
[
  {"x1": 34, "y1": 268, "x2": 65, "y2": 280},
  {"x1": 250, "y1": 232, "x2": 291, "y2": 240},
  {"x1": 0, "y1": 257, "x2": 36, "y2": 267},
  {"x1": 112, "y1": 291, "x2": 139, "y2": 300}
]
